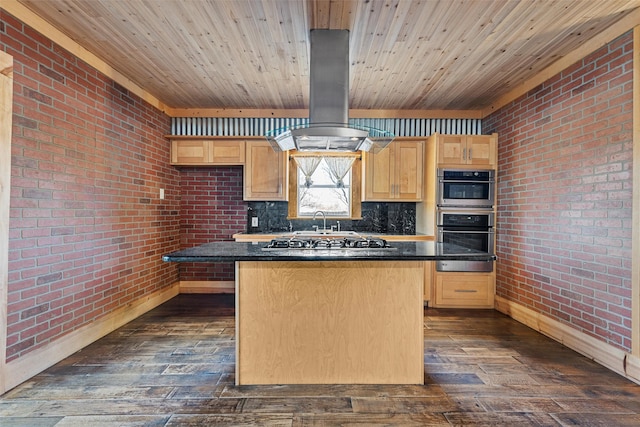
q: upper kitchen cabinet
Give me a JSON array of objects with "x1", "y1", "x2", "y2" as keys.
[
  {"x1": 170, "y1": 137, "x2": 245, "y2": 165},
  {"x1": 363, "y1": 139, "x2": 424, "y2": 201},
  {"x1": 435, "y1": 133, "x2": 497, "y2": 168},
  {"x1": 244, "y1": 139, "x2": 288, "y2": 201}
]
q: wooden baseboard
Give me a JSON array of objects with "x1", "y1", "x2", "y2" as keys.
[
  {"x1": 627, "y1": 353, "x2": 640, "y2": 381},
  {"x1": 495, "y1": 295, "x2": 640, "y2": 385},
  {"x1": 1, "y1": 283, "x2": 180, "y2": 393},
  {"x1": 179, "y1": 280, "x2": 235, "y2": 294}
]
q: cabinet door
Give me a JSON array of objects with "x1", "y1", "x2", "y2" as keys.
[
  {"x1": 363, "y1": 139, "x2": 424, "y2": 201},
  {"x1": 170, "y1": 139, "x2": 245, "y2": 165},
  {"x1": 211, "y1": 140, "x2": 245, "y2": 164},
  {"x1": 395, "y1": 140, "x2": 424, "y2": 201},
  {"x1": 171, "y1": 140, "x2": 211, "y2": 165},
  {"x1": 363, "y1": 145, "x2": 394, "y2": 200},
  {"x1": 466, "y1": 135, "x2": 496, "y2": 167},
  {"x1": 244, "y1": 140, "x2": 288, "y2": 201},
  {"x1": 436, "y1": 134, "x2": 497, "y2": 168},
  {"x1": 436, "y1": 135, "x2": 466, "y2": 165},
  {"x1": 433, "y1": 271, "x2": 495, "y2": 308}
]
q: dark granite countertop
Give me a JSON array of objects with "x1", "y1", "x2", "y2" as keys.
[{"x1": 162, "y1": 241, "x2": 496, "y2": 263}]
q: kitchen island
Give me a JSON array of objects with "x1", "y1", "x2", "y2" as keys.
[{"x1": 163, "y1": 241, "x2": 494, "y2": 385}]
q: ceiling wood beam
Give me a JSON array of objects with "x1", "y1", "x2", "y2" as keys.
[{"x1": 166, "y1": 108, "x2": 482, "y2": 119}]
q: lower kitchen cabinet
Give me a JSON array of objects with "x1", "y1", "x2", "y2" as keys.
[{"x1": 432, "y1": 271, "x2": 495, "y2": 308}]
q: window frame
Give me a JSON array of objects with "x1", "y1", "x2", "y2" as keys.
[{"x1": 287, "y1": 152, "x2": 362, "y2": 220}]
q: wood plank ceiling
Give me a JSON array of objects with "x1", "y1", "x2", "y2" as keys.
[{"x1": 12, "y1": 0, "x2": 640, "y2": 112}]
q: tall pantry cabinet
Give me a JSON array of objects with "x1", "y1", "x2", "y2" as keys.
[{"x1": 418, "y1": 132, "x2": 498, "y2": 309}]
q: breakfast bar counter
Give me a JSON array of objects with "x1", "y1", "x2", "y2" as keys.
[
  {"x1": 162, "y1": 240, "x2": 495, "y2": 263},
  {"x1": 163, "y1": 241, "x2": 494, "y2": 385}
]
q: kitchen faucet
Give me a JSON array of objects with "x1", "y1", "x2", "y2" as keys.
[{"x1": 313, "y1": 210, "x2": 327, "y2": 231}]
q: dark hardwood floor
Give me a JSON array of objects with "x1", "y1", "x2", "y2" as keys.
[{"x1": 2, "y1": 294, "x2": 640, "y2": 426}]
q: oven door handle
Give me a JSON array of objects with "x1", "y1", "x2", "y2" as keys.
[
  {"x1": 438, "y1": 179, "x2": 495, "y2": 183},
  {"x1": 438, "y1": 229, "x2": 494, "y2": 235}
]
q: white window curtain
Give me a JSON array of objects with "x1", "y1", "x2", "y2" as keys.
[
  {"x1": 294, "y1": 156, "x2": 322, "y2": 187},
  {"x1": 324, "y1": 157, "x2": 355, "y2": 188}
]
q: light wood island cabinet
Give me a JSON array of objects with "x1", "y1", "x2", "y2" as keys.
[
  {"x1": 363, "y1": 138, "x2": 424, "y2": 201},
  {"x1": 236, "y1": 260, "x2": 425, "y2": 384}
]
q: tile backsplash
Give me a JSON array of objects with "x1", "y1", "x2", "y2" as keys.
[{"x1": 247, "y1": 202, "x2": 416, "y2": 235}]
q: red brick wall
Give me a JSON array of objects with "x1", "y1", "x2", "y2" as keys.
[
  {"x1": 484, "y1": 32, "x2": 633, "y2": 352},
  {"x1": 3, "y1": 12, "x2": 181, "y2": 361},
  {"x1": 178, "y1": 167, "x2": 247, "y2": 281}
]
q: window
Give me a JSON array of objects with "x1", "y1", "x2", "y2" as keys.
[{"x1": 288, "y1": 154, "x2": 362, "y2": 219}]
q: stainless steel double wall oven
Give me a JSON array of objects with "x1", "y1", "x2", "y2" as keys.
[{"x1": 436, "y1": 169, "x2": 496, "y2": 272}]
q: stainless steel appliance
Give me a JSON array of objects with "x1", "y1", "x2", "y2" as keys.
[
  {"x1": 436, "y1": 209, "x2": 494, "y2": 272},
  {"x1": 437, "y1": 168, "x2": 495, "y2": 208},
  {"x1": 267, "y1": 30, "x2": 393, "y2": 152}
]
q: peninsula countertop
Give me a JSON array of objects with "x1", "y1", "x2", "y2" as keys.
[{"x1": 162, "y1": 241, "x2": 496, "y2": 263}]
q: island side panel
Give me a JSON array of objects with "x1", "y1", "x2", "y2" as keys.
[{"x1": 235, "y1": 260, "x2": 424, "y2": 385}]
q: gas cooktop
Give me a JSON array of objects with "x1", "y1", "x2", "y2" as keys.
[{"x1": 263, "y1": 235, "x2": 394, "y2": 250}]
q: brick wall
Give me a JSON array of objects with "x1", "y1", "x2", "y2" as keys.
[
  {"x1": 484, "y1": 32, "x2": 633, "y2": 352},
  {"x1": 178, "y1": 167, "x2": 247, "y2": 282},
  {"x1": 3, "y1": 12, "x2": 181, "y2": 362}
]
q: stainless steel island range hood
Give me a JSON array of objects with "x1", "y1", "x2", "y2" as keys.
[{"x1": 267, "y1": 30, "x2": 394, "y2": 152}]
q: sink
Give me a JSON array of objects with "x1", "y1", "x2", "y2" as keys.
[{"x1": 290, "y1": 230, "x2": 361, "y2": 237}]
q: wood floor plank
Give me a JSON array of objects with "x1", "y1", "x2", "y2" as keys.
[
  {"x1": 351, "y1": 396, "x2": 458, "y2": 413},
  {"x1": 478, "y1": 396, "x2": 565, "y2": 412},
  {"x1": 553, "y1": 397, "x2": 636, "y2": 413},
  {"x1": 445, "y1": 411, "x2": 562, "y2": 425},
  {"x1": 166, "y1": 413, "x2": 293, "y2": 426},
  {"x1": 0, "y1": 417, "x2": 62, "y2": 427},
  {"x1": 25, "y1": 397, "x2": 244, "y2": 416},
  {"x1": 293, "y1": 412, "x2": 450, "y2": 426},
  {"x1": 552, "y1": 413, "x2": 640, "y2": 426},
  {"x1": 437, "y1": 383, "x2": 590, "y2": 398},
  {"x1": 1, "y1": 294, "x2": 640, "y2": 426},
  {"x1": 239, "y1": 397, "x2": 353, "y2": 414},
  {"x1": 53, "y1": 415, "x2": 170, "y2": 426},
  {"x1": 220, "y1": 383, "x2": 447, "y2": 398}
]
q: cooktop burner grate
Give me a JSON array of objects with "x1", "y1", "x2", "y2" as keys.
[{"x1": 263, "y1": 235, "x2": 393, "y2": 250}]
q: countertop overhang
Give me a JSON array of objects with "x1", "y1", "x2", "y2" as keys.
[{"x1": 162, "y1": 241, "x2": 496, "y2": 263}]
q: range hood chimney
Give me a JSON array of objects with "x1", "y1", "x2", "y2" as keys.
[{"x1": 267, "y1": 29, "x2": 393, "y2": 152}]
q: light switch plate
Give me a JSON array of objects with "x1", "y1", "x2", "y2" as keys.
[{"x1": 252, "y1": 217, "x2": 259, "y2": 227}]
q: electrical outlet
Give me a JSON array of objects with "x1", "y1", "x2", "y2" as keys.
[
  {"x1": 159, "y1": 188, "x2": 165, "y2": 199},
  {"x1": 251, "y1": 217, "x2": 259, "y2": 227}
]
